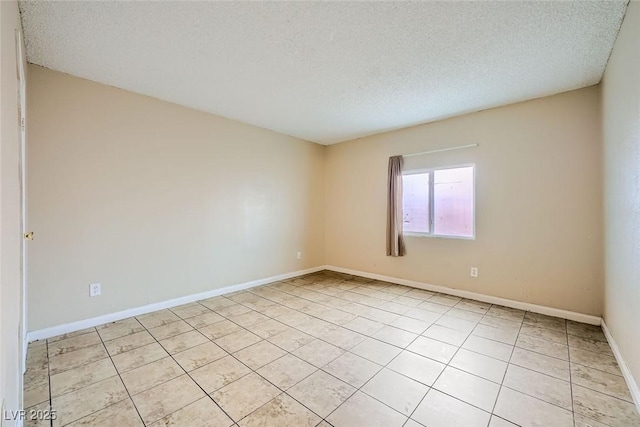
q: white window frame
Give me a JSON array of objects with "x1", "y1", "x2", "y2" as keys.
[{"x1": 402, "y1": 164, "x2": 476, "y2": 240}]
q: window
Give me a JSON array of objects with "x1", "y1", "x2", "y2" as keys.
[{"x1": 402, "y1": 165, "x2": 475, "y2": 238}]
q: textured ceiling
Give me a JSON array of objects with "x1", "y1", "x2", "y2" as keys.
[{"x1": 19, "y1": 1, "x2": 627, "y2": 144}]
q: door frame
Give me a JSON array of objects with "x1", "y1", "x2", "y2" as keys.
[{"x1": 16, "y1": 28, "x2": 27, "y2": 374}]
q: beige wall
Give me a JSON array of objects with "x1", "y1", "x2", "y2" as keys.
[
  {"x1": 325, "y1": 86, "x2": 603, "y2": 316},
  {"x1": 27, "y1": 65, "x2": 325, "y2": 330},
  {"x1": 602, "y1": 1, "x2": 640, "y2": 389},
  {"x1": 0, "y1": 0, "x2": 25, "y2": 423}
]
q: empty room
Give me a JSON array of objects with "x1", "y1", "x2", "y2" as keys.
[{"x1": 1, "y1": 0, "x2": 639, "y2": 426}]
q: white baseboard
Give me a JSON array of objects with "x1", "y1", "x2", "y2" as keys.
[
  {"x1": 601, "y1": 320, "x2": 640, "y2": 411},
  {"x1": 325, "y1": 265, "x2": 602, "y2": 325},
  {"x1": 27, "y1": 266, "x2": 325, "y2": 342}
]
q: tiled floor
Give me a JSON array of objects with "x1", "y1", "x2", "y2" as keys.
[{"x1": 23, "y1": 271, "x2": 640, "y2": 426}]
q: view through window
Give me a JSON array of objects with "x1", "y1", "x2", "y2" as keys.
[{"x1": 402, "y1": 166, "x2": 474, "y2": 238}]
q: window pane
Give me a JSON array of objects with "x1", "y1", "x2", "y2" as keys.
[
  {"x1": 402, "y1": 173, "x2": 430, "y2": 233},
  {"x1": 434, "y1": 167, "x2": 474, "y2": 237}
]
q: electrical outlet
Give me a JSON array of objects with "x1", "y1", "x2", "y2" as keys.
[
  {"x1": 89, "y1": 283, "x2": 101, "y2": 297},
  {"x1": 470, "y1": 267, "x2": 478, "y2": 278},
  {"x1": 296, "y1": 251, "x2": 302, "y2": 260}
]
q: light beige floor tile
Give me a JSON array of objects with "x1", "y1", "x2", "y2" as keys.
[
  {"x1": 322, "y1": 352, "x2": 381, "y2": 388},
  {"x1": 523, "y1": 312, "x2": 566, "y2": 332},
  {"x1": 275, "y1": 311, "x2": 313, "y2": 327},
  {"x1": 391, "y1": 295, "x2": 423, "y2": 307},
  {"x1": 488, "y1": 415, "x2": 518, "y2": 427},
  {"x1": 169, "y1": 302, "x2": 211, "y2": 319},
  {"x1": 111, "y1": 342, "x2": 169, "y2": 373},
  {"x1": 472, "y1": 324, "x2": 518, "y2": 345},
  {"x1": 403, "y1": 420, "x2": 424, "y2": 427},
  {"x1": 571, "y1": 363, "x2": 634, "y2": 402},
  {"x1": 405, "y1": 307, "x2": 442, "y2": 323},
  {"x1": 435, "y1": 315, "x2": 477, "y2": 334},
  {"x1": 148, "y1": 320, "x2": 194, "y2": 340},
  {"x1": 257, "y1": 354, "x2": 316, "y2": 390},
  {"x1": 480, "y1": 315, "x2": 522, "y2": 332},
  {"x1": 433, "y1": 366, "x2": 500, "y2": 412},
  {"x1": 569, "y1": 346, "x2": 622, "y2": 376},
  {"x1": 199, "y1": 296, "x2": 236, "y2": 311},
  {"x1": 430, "y1": 295, "x2": 462, "y2": 307},
  {"x1": 97, "y1": 318, "x2": 145, "y2": 341},
  {"x1": 211, "y1": 373, "x2": 280, "y2": 421},
  {"x1": 23, "y1": 379, "x2": 49, "y2": 408},
  {"x1": 121, "y1": 357, "x2": 184, "y2": 395},
  {"x1": 412, "y1": 389, "x2": 491, "y2": 427},
  {"x1": 50, "y1": 357, "x2": 117, "y2": 397},
  {"x1": 416, "y1": 301, "x2": 451, "y2": 315},
  {"x1": 573, "y1": 414, "x2": 609, "y2": 427},
  {"x1": 572, "y1": 384, "x2": 640, "y2": 426},
  {"x1": 216, "y1": 303, "x2": 253, "y2": 318},
  {"x1": 568, "y1": 335, "x2": 614, "y2": 357},
  {"x1": 360, "y1": 307, "x2": 400, "y2": 324},
  {"x1": 49, "y1": 343, "x2": 109, "y2": 375},
  {"x1": 190, "y1": 355, "x2": 251, "y2": 393},
  {"x1": 105, "y1": 330, "x2": 156, "y2": 355},
  {"x1": 24, "y1": 364, "x2": 49, "y2": 386},
  {"x1": 422, "y1": 324, "x2": 469, "y2": 346},
  {"x1": 52, "y1": 376, "x2": 128, "y2": 427},
  {"x1": 65, "y1": 398, "x2": 143, "y2": 427},
  {"x1": 447, "y1": 307, "x2": 484, "y2": 322},
  {"x1": 158, "y1": 330, "x2": 208, "y2": 354},
  {"x1": 372, "y1": 326, "x2": 418, "y2": 348},
  {"x1": 350, "y1": 338, "x2": 401, "y2": 365},
  {"x1": 326, "y1": 391, "x2": 407, "y2": 427},
  {"x1": 449, "y1": 348, "x2": 507, "y2": 383},
  {"x1": 47, "y1": 331, "x2": 103, "y2": 357},
  {"x1": 406, "y1": 336, "x2": 457, "y2": 364},
  {"x1": 515, "y1": 335, "x2": 569, "y2": 360},
  {"x1": 215, "y1": 329, "x2": 262, "y2": 353},
  {"x1": 486, "y1": 306, "x2": 525, "y2": 322},
  {"x1": 48, "y1": 328, "x2": 96, "y2": 343},
  {"x1": 136, "y1": 310, "x2": 181, "y2": 329},
  {"x1": 343, "y1": 316, "x2": 385, "y2": 336},
  {"x1": 379, "y1": 301, "x2": 413, "y2": 315},
  {"x1": 238, "y1": 394, "x2": 321, "y2": 427},
  {"x1": 387, "y1": 350, "x2": 445, "y2": 386},
  {"x1": 567, "y1": 321, "x2": 607, "y2": 342},
  {"x1": 24, "y1": 401, "x2": 53, "y2": 427},
  {"x1": 361, "y1": 368, "x2": 428, "y2": 415},
  {"x1": 292, "y1": 339, "x2": 345, "y2": 368},
  {"x1": 132, "y1": 374, "x2": 205, "y2": 425},
  {"x1": 503, "y1": 364, "x2": 572, "y2": 410},
  {"x1": 228, "y1": 310, "x2": 270, "y2": 328},
  {"x1": 296, "y1": 318, "x2": 340, "y2": 338},
  {"x1": 199, "y1": 319, "x2": 243, "y2": 340},
  {"x1": 493, "y1": 387, "x2": 573, "y2": 427},
  {"x1": 149, "y1": 396, "x2": 233, "y2": 427},
  {"x1": 267, "y1": 328, "x2": 315, "y2": 352},
  {"x1": 462, "y1": 335, "x2": 513, "y2": 362},
  {"x1": 173, "y1": 341, "x2": 227, "y2": 371},
  {"x1": 390, "y1": 316, "x2": 431, "y2": 334},
  {"x1": 233, "y1": 340, "x2": 286, "y2": 370},
  {"x1": 320, "y1": 327, "x2": 367, "y2": 350},
  {"x1": 509, "y1": 347, "x2": 570, "y2": 381},
  {"x1": 246, "y1": 319, "x2": 291, "y2": 339},
  {"x1": 260, "y1": 304, "x2": 297, "y2": 318},
  {"x1": 184, "y1": 311, "x2": 225, "y2": 329},
  {"x1": 519, "y1": 324, "x2": 567, "y2": 345}
]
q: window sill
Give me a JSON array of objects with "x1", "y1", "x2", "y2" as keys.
[{"x1": 403, "y1": 232, "x2": 475, "y2": 240}]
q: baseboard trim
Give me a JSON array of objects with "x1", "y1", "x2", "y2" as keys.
[
  {"x1": 27, "y1": 265, "x2": 325, "y2": 342},
  {"x1": 601, "y1": 320, "x2": 640, "y2": 411},
  {"x1": 325, "y1": 265, "x2": 602, "y2": 325}
]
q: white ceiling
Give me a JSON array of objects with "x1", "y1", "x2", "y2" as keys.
[{"x1": 19, "y1": 1, "x2": 627, "y2": 145}]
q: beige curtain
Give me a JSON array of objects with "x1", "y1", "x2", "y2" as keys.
[{"x1": 387, "y1": 156, "x2": 405, "y2": 257}]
